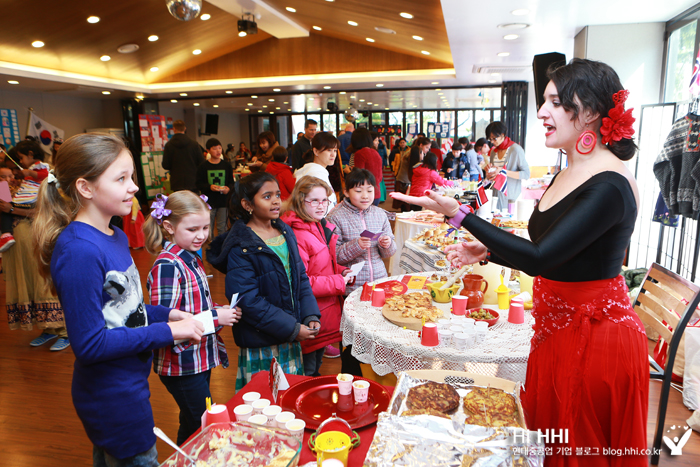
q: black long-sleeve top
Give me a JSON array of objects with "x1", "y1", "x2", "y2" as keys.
[{"x1": 461, "y1": 172, "x2": 637, "y2": 282}]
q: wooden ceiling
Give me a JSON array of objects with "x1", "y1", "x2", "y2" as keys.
[{"x1": 0, "y1": 0, "x2": 452, "y2": 86}]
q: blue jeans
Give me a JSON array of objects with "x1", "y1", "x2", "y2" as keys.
[
  {"x1": 303, "y1": 348, "x2": 325, "y2": 377},
  {"x1": 159, "y1": 370, "x2": 212, "y2": 445},
  {"x1": 470, "y1": 174, "x2": 479, "y2": 181},
  {"x1": 93, "y1": 444, "x2": 158, "y2": 467}
]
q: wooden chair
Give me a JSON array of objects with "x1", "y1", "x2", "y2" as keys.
[{"x1": 632, "y1": 262, "x2": 700, "y2": 465}]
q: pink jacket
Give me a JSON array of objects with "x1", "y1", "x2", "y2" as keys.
[
  {"x1": 409, "y1": 166, "x2": 453, "y2": 196},
  {"x1": 281, "y1": 210, "x2": 346, "y2": 353}
]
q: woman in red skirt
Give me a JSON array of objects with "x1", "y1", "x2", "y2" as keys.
[{"x1": 391, "y1": 58, "x2": 648, "y2": 466}]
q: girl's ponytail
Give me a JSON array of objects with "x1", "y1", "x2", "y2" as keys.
[{"x1": 143, "y1": 213, "x2": 164, "y2": 255}]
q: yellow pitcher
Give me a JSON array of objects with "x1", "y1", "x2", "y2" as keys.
[{"x1": 316, "y1": 431, "x2": 351, "y2": 466}]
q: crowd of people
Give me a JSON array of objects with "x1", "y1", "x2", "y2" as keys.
[{"x1": 0, "y1": 57, "x2": 652, "y2": 467}]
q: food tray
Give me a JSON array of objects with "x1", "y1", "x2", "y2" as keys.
[{"x1": 159, "y1": 422, "x2": 301, "y2": 467}]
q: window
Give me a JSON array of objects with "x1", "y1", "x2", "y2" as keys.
[
  {"x1": 291, "y1": 115, "x2": 306, "y2": 140},
  {"x1": 405, "y1": 112, "x2": 419, "y2": 142},
  {"x1": 664, "y1": 20, "x2": 697, "y2": 103},
  {"x1": 322, "y1": 113, "x2": 337, "y2": 134},
  {"x1": 355, "y1": 112, "x2": 369, "y2": 129},
  {"x1": 439, "y1": 111, "x2": 455, "y2": 139},
  {"x1": 389, "y1": 111, "x2": 403, "y2": 127},
  {"x1": 493, "y1": 110, "x2": 501, "y2": 122},
  {"x1": 371, "y1": 112, "x2": 386, "y2": 126},
  {"x1": 422, "y1": 111, "x2": 437, "y2": 135},
  {"x1": 457, "y1": 110, "x2": 473, "y2": 142},
  {"x1": 276, "y1": 116, "x2": 289, "y2": 149},
  {"x1": 475, "y1": 110, "x2": 491, "y2": 140}
]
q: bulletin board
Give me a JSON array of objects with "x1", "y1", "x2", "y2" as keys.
[
  {"x1": 138, "y1": 114, "x2": 168, "y2": 199},
  {"x1": 0, "y1": 109, "x2": 20, "y2": 148}
]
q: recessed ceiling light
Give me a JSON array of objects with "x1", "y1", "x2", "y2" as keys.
[
  {"x1": 213, "y1": 104, "x2": 219, "y2": 108},
  {"x1": 252, "y1": 95, "x2": 258, "y2": 98},
  {"x1": 376, "y1": 84, "x2": 384, "y2": 87},
  {"x1": 359, "y1": 99, "x2": 365, "y2": 102},
  {"x1": 239, "y1": 31, "x2": 247, "y2": 37},
  {"x1": 200, "y1": 13, "x2": 211, "y2": 20},
  {"x1": 412, "y1": 104, "x2": 418, "y2": 108},
  {"x1": 488, "y1": 80, "x2": 497, "y2": 83},
  {"x1": 431, "y1": 81, "x2": 439, "y2": 85},
  {"x1": 288, "y1": 109, "x2": 292, "y2": 111},
  {"x1": 503, "y1": 34, "x2": 519, "y2": 40},
  {"x1": 313, "y1": 26, "x2": 322, "y2": 31},
  {"x1": 339, "y1": 92, "x2": 346, "y2": 95},
  {"x1": 180, "y1": 93, "x2": 188, "y2": 96},
  {"x1": 276, "y1": 107, "x2": 280, "y2": 110},
  {"x1": 226, "y1": 90, "x2": 233, "y2": 94},
  {"x1": 491, "y1": 72, "x2": 500, "y2": 76},
  {"x1": 150, "y1": 66, "x2": 159, "y2": 72},
  {"x1": 348, "y1": 21, "x2": 358, "y2": 26},
  {"x1": 193, "y1": 103, "x2": 200, "y2": 106},
  {"x1": 511, "y1": 9, "x2": 529, "y2": 16},
  {"x1": 148, "y1": 35, "x2": 159, "y2": 42},
  {"x1": 367, "y1": 102, "x2": 373, "y2": 105},
  {"x1": 317, "y1": 107, "x2": 322, "y2": 110},
  {"x1": 32, "y1": 41, "x2": 44, "y2": 48},
  {"x1": 421, "y1": 50, "x2": 430, "y2": 55},
  {"x1": 308, "y1": 97, "x2": 314, "y2": 100},
  {"x1": 412, "y1": 35, "x2": 423, "y2": 41},
  {"x1": 258, "y1": 110, "x2": 263, "y2": 113},
  {"x1": 498, "y1": 23, "x2": 529, "y2": 29},
  {"x1": 286, "y1": 7, "x2": 296, "y2": 13},
  {"x1": 273, "y1": 88, "x2": 281, "y2": 92},
  {"x1": 102, "y1": 91, "x2": 111, "y2": 95},
  {"x1": 323, "y1": 86, "x2": 331, "y2": 89},
  {"x1": 245, "y1": 108, "x2": 250, "y2": 111},
  {"x1": 283, "y1": 101, "x2": 289, "y2": 104},
  {"x1": 400, "y1": 12, "x2": 414, "y2": 19},
  {"x1": 435, "y1": 88, "x2": 441, "y2": 91},
  {"x1": 497, "y1": 52, "x2": 510, "y2": 57},
  {"x1": 373, "y1": 103, "x2": 378, "y2": 106},
  {"x1": 366, "y1": 38, "x2": 375, "y2": 42},
  {"x1": 270, "y1": 111, "x2": 275, "y2": 114},
  {"x1": 87, "y1": 16, "x2": 100, "y2": 24},
  {"x1": 438, "y1": 92, "x2": 444, "y2": 95},
  {"x1": 326, "y1": 0, "x2": 334, "y2": 2},
  {"x1": 192, "y1": 49, "x2": 202, "y2": 55},
  {"x1": 350, "y1": 95, "x2": 356, "y2": 99},
  {"x1": 263, "y1": 105, "x2": 268, "y2": 108},
  {"x1": 171, "y1": 99, "x2": 177, "y2": 103},
  {"x1": 247, "y1": 103, "x2": 253, "y2": 106},
  {"x1": 136, "y1": 95, "x2": 144, "y2": 99},
  {"x1": 268, "y1": 98, "x2": 274, "y2": 102},
  {"x1": 100, "y1": 55, "x2": 111, "y2": 61},
  {"x1": 385, "y1": 108, "x2": 389, "y2": 110}
]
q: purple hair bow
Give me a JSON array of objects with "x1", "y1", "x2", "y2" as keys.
[
  {"x1": 200, "y1": 194, "x2": 212, "y2": 210},
  {"x1": 150, "y1": 194, "x2": 171, "y2": 224}
]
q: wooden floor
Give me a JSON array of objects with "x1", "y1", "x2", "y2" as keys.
[{"x1": 1, "y1": 233, "x2": 699, "y2": 465}]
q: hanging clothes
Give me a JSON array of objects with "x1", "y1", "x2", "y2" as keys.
[{"x1": 652, "y1": 192, "x2": 679, "y2": 227}]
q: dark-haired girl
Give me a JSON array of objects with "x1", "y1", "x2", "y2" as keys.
[
  {"x1": 250, "y1": 131, "x2": 279, "y2": 172},
  {"x1": 207, "y1": 172, "x2": 321, "y2": 390},
  {"x1": 345, "y1": 128, "x2": 383, "y2": 205},
  {"x1": 408, "y1": 153, "x2": 453, "y2": 210},
  {"x1": 293, "y1": 132, "x2": 339, "y2": 208},
  {"x1": 392, "y1": 58, "x2": 648, "y2": 465}
]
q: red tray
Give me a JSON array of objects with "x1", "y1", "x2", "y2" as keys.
[
  {"x1": 374, "y1": 280, "x2": 408, "y2": 298},
  {"x1": 279, "y1": 376, "x2": 391, "y2": 430}
]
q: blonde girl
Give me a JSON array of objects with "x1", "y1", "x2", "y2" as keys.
[
  {"x1": 34, "y1": 133, "x2": 203, "y2": 467},
  {"x1": 144, "y1": 190, "x2": 241, "y2": 445}
]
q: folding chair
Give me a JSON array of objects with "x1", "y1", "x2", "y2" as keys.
[{"x1": 632, "y1": 262, "x2": 700, "y2": 465}]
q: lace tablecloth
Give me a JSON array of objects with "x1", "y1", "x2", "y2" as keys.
[{"x1": 341, "y1": 272, "x2": 535, "y2": 384}]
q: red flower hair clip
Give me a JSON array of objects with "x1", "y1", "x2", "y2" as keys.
[{"x1": 600, "y1": 89, "x2": 635, "y2": 146}]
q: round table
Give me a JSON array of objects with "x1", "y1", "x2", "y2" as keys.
[
  {"x1": 340, "y1": 272, "x2": 534, "y2": 384},
  {"x1": 388, "y1": 212, "x2": 445, "y2": 276}
]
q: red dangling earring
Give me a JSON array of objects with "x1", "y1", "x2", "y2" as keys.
[{"x1": 576, "y1": 130, "x2": 597, "y2": 154}]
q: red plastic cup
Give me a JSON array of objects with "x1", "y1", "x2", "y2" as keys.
[
  {"x1": 452, "y1": 296, "x2": 468, "y2": 315},
  {"x1": 508, "y1": 301, "x2": 525, "y2": 324},
  {"x1": 371, "y1": 288, "x2": 386, "y2": 307},
  {"x1": 204, "y1": 404, "x2": 230, "y2": 426},
  {"x1": 360, "y1": 283, "x2": 373, "y2": 301},
  {"x1": 421, "y1": 323, "x2": 439, "y2": 346}
]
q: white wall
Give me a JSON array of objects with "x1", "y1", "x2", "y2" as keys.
[{"x1": 158, "y1": 103, "x2": 250, "y2": 151}]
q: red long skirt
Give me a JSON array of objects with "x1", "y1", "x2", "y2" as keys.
[
  {"x1": 522, "y1": 276, "x2": 649, "y2": 466},
  {"x1": 122, "y1": 210, "x2": 145, "y2": 249}
]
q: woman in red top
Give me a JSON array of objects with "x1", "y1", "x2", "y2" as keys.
[
  {"x1": 408, "y1": 153, "x2": 453, "y2": 211},
  {"x1": 281, "y1": 176, "x2": 351, "y2": 376},
  {"x1": 346, "y1": 128, "x2": 383, "y2": 205}
]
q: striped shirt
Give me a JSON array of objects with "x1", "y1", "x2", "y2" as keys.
[{"x1": 147, "y1": 241, "x2": 228, "y2": 376}]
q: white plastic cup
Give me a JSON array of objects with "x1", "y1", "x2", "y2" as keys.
[
  {"x1": 248, "y1": 413, "x2": 268, "y2": 426},
  {"x1": 242, "y1": 392, "x2": 261, "y2": 404},
  {"x1": 337, "y1": 374, "x2": 354, "y2": 395},
  {"x1": 451, "y1": 314, "x2": 466, "y2": 322},
  {"x1": 233, "y1": 404, "x2": 254, "y2": 421},
  {"x1": 352, "y1": 380, "x2": 370, "y2": 403},
  {"x1": 285, "y1": 419, "x2": 306, "y2": 442},
  {"x1": 474, "y1": 321, "x2": 489, "y2": 330},
  {"x1": 275, "y1": 411, "x2": 295, "y2": 429},
  {"x1": 252, "y1": 398, "x2": 270, "y2": 414},
  {"x1": 437, "y1": 318, "x2": 451, "y2": 329},
  {"x1": 262, "y1": 405, "x2": 282, "y2": 424},
  {"x1": 449, "y1": 325, "x2": 463, "y2": 334},
  {"x1": 438, "y1": 329, "x2": 453, "y2": 347},
  {"x1": 453, "y1": 332, "x2": 471, "y2": 348},
  {"x1": 463, "y1": 318, "x2": 475, "y2": 328}
]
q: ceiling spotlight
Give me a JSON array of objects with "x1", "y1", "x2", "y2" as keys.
[
  {"x1": 258, "y1": 110, "x2": 263, "y2": 113},
  {"x1": 376, "y1": 84, "x2": 384, "y2": 87},
  {"x1": 150, "y1": 66, "x2": 159, "y2": 72},
  {"x1": 247, "y1": 103, "x2": 253, "y2": 106},
  {"x1": 136, "y1": 95, "x2": 144, "y2": 99},
  {"x1": 324, "y1": 86, "x2": 331, "y2": 89},
  {"x1": 87, "y1": 16, "x2": 100, "y2": 24},
  {"x1": 286, "y1": 7, "x2": 296, "y2": 13},
  {"x1": 239, "y1": 31, "x2": 247, "y2": 37},
  {"x1": 270, "y1": 111, "x2": 274, "y2": 114},
  {"x1": 268, "y1": 98, "x2": 275, "y2": 102},
  {"x1": 251, "y1": 95, "x2": 258, "y2": 98},
  {"x1": 171, "y1": 99, "x2": 178, "y2": 103},
  {"x1": 339, "y1": 92, "x2": 346, "y2": 95},
  {"x1": 283, "y1": 101, "x2": 289, "y2": 104},
  {"x1": 366, "y1": 38, "x2": 375, "y2": 42},
  {"x1": 431, "y1": 81, "x2": 439, "y2": 85},
  {"x1": 287, "y1": 109, "x2": 292, "y2": 111},
  {"x1": 367, "y1": 102, "x2": 373, "y2": 105},
  {"x1": 412, "y1": 35, "x2": 423, "y2": 41},
  {"x1": 213, "y1": 104, "x2": 219, "y2": 108},
  {"x1": 276, "y1": 107, "x2": 280, "y2": 110},
  {"x1": 100, "y1": 55, "x2": 111, "y2": 61},
  {"x1": 421, "y1": 50, "x2": 430, "y2": 55},
  {"x1": 200, "y1": 13, "x2": 211, "y2": 20},
  {"x1": 503, "y1": 34, "x2": 519, "y2": 40},
  {"x1": 193, "y1": 103, "x2": 200, "y2": 106},
  {"x1": 32, "y1": 41, "x2": 44, "y2": 48},
  {"x1": 273, "y1": 88, "x2": 281, "y2": 92},
  {"x1": 511, "y1": 9, "x2": 530, "y2": 15},
  {"x1": 263, "y1": 105, "x2": 268, "y2": 108},
  {"x1": 226, "y1": 90, "x2": 233, "y2": 94},
  {"x1": 497, "y1": 52, "x2": 510, "y2": 57},
  {"x1": 373, "y1": 103, "x2": 378, "y2": 106},
  {"x1": 399, "y1": 12, "x2": 413, "y2": 19},
  {"x1": 348, "y1": 21, "x2": 358, "y2": 26},
  {"x1": 313, "y1": 26, "x2": 322, "y2": 31},
  {"x1": 359, "y1": 99, "x2": 365, "y2": 102},
  {"x1": 102, "y1": 91, "x2": 111, "y2": 95},
  {"x1": 148, "y1": 35, "x2": 159, "y2": 42},
  {"x1": 245, "y1": 108, "x2": 250, "y2": 111},
  {"x1": 180, "y1": 93, "x2": 188, "y2": 96},
  {"x1": 238, "y1": 13, "x2": 258, "y2": 36},
  {"x1": 192, "y1": 49, "x2": 202, "y2": 55}
]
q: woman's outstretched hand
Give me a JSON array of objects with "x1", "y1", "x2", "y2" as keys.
[
  {"x1": 444, "y1": 241, "x2": 488, "y2": 267},
  {"x1": 389, "y1": 190, "x2": 461, "y2": 217}
]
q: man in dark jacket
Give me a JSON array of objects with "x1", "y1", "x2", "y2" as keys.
[
  {"x1": 162, "y1": 120, "x2": 205, "y2": 192},
  {"x1": 290, "y1": 119, "x2": 317, "y2": 170}
]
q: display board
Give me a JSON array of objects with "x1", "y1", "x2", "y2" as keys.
[
  {"x1": 426, "y1": 122, "x2": 451, "y2": 139},
  {"x1": 138, "y1": 114, "x2": 168, "y2": 199},
  {"x1": 0, "y1": 109, "x2": 20, "y2": 147}
]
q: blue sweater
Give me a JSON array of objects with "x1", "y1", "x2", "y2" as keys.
[{"x1": 51, "y1": 222, "x2": 174, "y2": 459}]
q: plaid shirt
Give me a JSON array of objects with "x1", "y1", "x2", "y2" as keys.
[{"x1": 147, "y1": 242, "x2": 228, "y2": 376}]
